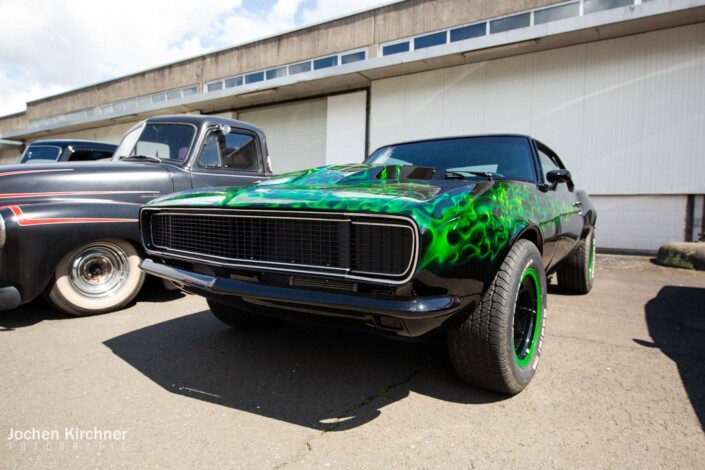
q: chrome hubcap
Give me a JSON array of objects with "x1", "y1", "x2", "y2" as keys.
[{"x1": 68, "y1": 242, "x2": 129, "y2": 298}]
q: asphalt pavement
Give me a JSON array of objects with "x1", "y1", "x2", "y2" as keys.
[{"x1": 1, "y1": 255, "x2": 704, "y2": 469}]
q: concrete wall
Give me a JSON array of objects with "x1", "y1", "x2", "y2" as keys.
[
  {"x1": 0, "y1": 148, "x2": 22, "y2": 165},
  {"x1": 373, "y1": 0, "x2": 559, "y2": 44}
]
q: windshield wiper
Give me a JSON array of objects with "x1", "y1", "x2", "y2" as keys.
[
  {"x1": 121, "y1": 155, "x2": 162, "y2": 163},
  {"x1": 445, "y1": 170, "x2": 494, "y2": 180}
]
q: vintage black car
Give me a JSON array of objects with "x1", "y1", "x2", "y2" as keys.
[
  {"x1": 0, "y1": 115, "x2": 272, "y2": 315},
  {"x1": 19, "y1": 139, "x2": 117, "y2": 163},
  {"x1": 139, "y1": 135, "x2": 596, "y2": 394}
]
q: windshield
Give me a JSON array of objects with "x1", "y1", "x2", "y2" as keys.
[
  {"x1": 113, "y1": 123, "x2": 196, "y2": 163},
  {"x1": 20, "y1": 145, "x2": 62, "y2": 163},
  {"x1": 366, "y1": 136, "x2": 537, "y2": 182}
]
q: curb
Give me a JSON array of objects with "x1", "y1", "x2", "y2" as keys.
[{"x1": 656, "y1": 242, "x2": 705, "y2": 271}]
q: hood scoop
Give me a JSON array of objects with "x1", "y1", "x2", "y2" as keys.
[{"x1": 339, "y1": 165, "x2": 437, "y2": 185}]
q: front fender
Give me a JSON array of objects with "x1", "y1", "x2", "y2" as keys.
[
  {"x1": 577, "y1": 190, "x2": 597, "y2": 237},
  {"x1": 0, "y1": 201, "x2": 142, "y2": 306}
]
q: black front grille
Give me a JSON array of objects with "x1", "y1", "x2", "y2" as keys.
[{"x1": 146, "y1": 210, "x2": 416, "y2": 281}]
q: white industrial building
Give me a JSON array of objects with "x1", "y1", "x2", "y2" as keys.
[{"x1": 1, "y1": 0, "x2": 703, "y2": 252}]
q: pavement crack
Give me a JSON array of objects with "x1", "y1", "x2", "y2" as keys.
[
  {"x1": 322, "y1": 359, "x2": 433, "y2": 434},
  {"x1": 275, "y1": 358, "x2": 433, "y2": 468}
]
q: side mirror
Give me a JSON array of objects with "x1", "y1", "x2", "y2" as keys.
[
  {"x1": 545, "y1": 168, "x2": 574, "y2": 192},
  {"x1": 218, "y1": 124, "x2": 231, "y2": 135},
  {"x1": 546, "y1": 169, "x2": 572, "y2": 184}
]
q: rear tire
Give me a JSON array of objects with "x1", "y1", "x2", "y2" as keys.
[
  {"x1": 447, "y1": 240, "x2": 547, "y2": 395},
  {"x1": 557, "y1": 229, "x2": 595, "y2": 294},
  {"x1": 207, "y1": 298, "x2": 275, "y2": 331},
  {"x1": 45, "y1": 238, "x2": 145, "y2": 316}
]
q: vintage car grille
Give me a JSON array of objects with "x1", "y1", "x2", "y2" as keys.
[{"x1": 143, "y1": 209, "x2": 418, "y2": 283}]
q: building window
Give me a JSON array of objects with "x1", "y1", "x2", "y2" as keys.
[
  {"x1": 207, "y1": 81, "x2": 223, "y2": 92},
  {"x1": 245, "y1": 71, "x2": 265, "y2": 84},
  {"x1": 490, "y1": 13, "x2": 531, "y2": 34},
  {"x1": 289, "y1": 61, "x2": 311, "y2": 75},
  {"x1": 183, "y1": 86, "x2": 198, "y2": 96},
  {"x1": 225, "y1": 77, "x2": 243, "y2": 88},
  {"x1": 534, "y1": 2, "x2": 580, "y2": 25},
  {"x1": 313, "y1": 56, "x2": 338, "y2": 69},
  {"x1": 382, "y1": 41, "x2": 410, "y2": 56},
  {"x1": 341, "y1": 50, "x2": 366, "y2": 64},
  {"x1": 266, "y1": 67, "x2": 287, "y2": 80},
  {"x1": 584, "y1": 0, "x2": 634, "y2": 14},
  {"x1": 414, "y1": 31, "x2": 447, "y2": 50},
  {"x1": 450, "y1": 23, "x2": 486, "y2": 42}
]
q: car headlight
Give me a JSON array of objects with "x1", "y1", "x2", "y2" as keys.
[{"x1": 0, "y1": 212, "x2": 5, "y2": 249}]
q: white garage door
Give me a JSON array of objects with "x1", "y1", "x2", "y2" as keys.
[
  {"x1": 239, "y1": 99, "x2": 327, "y2": 175},
  {"x1": 370, "y1": 23, "x2": 705, "y2": 197}
]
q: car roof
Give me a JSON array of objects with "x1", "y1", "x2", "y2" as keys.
[
  {"x1": 27, "y1": 139, "x2": 117, "y2": 149},
  {"x1": 139, "y1": 114, "x2": 267, "y2": 140},
  {"x1": 374, "y1": 134, "x2": 534, "y2": 149}
]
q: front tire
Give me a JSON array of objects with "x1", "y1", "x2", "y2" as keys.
[
  {"x1": 447, "y1": 240, "x2": 547, "y2": 395},
  {"x1": 45, "y1": 239, "x2": 145, "y2": 316}
]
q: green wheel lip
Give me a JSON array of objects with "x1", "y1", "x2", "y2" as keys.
[
  {"x1": 514, "y1": 267, "x2": 542, "y2": 368},
  {"x1": 588, "y1": 234, "x2": 596, "y2": 280}
]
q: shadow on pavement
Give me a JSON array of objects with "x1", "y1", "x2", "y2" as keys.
[
  {"x1": 0, "y1": 297, "x2": 65, "y2": 330},
  {"x1": 636, "y1": 286, "x2": 705, "y2": 431},
  {"x1": 0, "y1": 276, "x2": 183, "y2": 331},
  {"x1": 104, "y1": 311, "x2": 506, "y2": 431}
]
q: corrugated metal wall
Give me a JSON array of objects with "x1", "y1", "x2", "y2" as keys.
[
  {"x1": 370, "y1": 23, "x2": 705, "y2": 196},
  {"x1": 239, "y1": 99, "x2": 327, "y2": 175}
]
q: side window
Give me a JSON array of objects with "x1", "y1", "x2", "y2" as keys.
[
  {"x1": 199, "y1": 134, "x2": 221, "y2": 167},
  {"x1": 198, "y1": 131, "x2": 260, "y2": 171},
  {"x1": 538, "y1": 148, "x2": 560, "y2": 180},
  {"x1": 222, "y1": 133, "x2": 260, "y2": 171},
  {"x1": 538, "y1": 146, "x2": 572, "y2": 192}
]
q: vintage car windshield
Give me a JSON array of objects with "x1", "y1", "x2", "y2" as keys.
[
  {"x1": 366, "y1": 136, "x2": 537, "y2": 182},
  {"x1": 113, "y1": 123, "x2": 196, "y2": 164},
  {"x1": 20, "y1": 145, "x2": 62, "y2": 163}
]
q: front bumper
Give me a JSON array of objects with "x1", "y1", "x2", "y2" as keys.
[{"x1": 140, "y1": 259, "x2": 465, "y2": 337}]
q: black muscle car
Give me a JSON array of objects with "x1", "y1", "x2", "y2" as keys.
[
  {"x1": 139, "y1": 135, "x2": 596, "y2": 394},
  {"x1": 0, "y1": 115, "x2": 272, "y2": 316}
]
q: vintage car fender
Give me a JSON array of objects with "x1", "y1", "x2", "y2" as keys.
[{"x1": 0, "y1": 201, "x2": 142, "y2": 306}]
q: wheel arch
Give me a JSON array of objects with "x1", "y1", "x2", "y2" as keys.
[{"x1": 513, "y1": 225, "x2": 543, "y2": 255}]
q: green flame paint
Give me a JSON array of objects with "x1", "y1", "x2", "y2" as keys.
[{"x1": 149, "y1": 165, "x2": 573, "y2": 274}]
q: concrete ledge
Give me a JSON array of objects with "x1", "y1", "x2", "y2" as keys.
[{"x1": 656, "y1": 242, "x2": 705, "y2": 271}]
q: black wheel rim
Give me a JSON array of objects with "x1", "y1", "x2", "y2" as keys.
[{"x1": 514, "y1": 267, "x2": 541, "y2": 367}]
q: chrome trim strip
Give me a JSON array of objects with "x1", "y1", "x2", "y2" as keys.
[
  {"x1": 151, "y1": 211, "x2": 351, "y2": 223},
  {"x1": 142, "y1": 208, "x2": 420, "y2": 285},
  {"x1": 151, "y1": 246, "x2": 351, "y2": 273}
]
